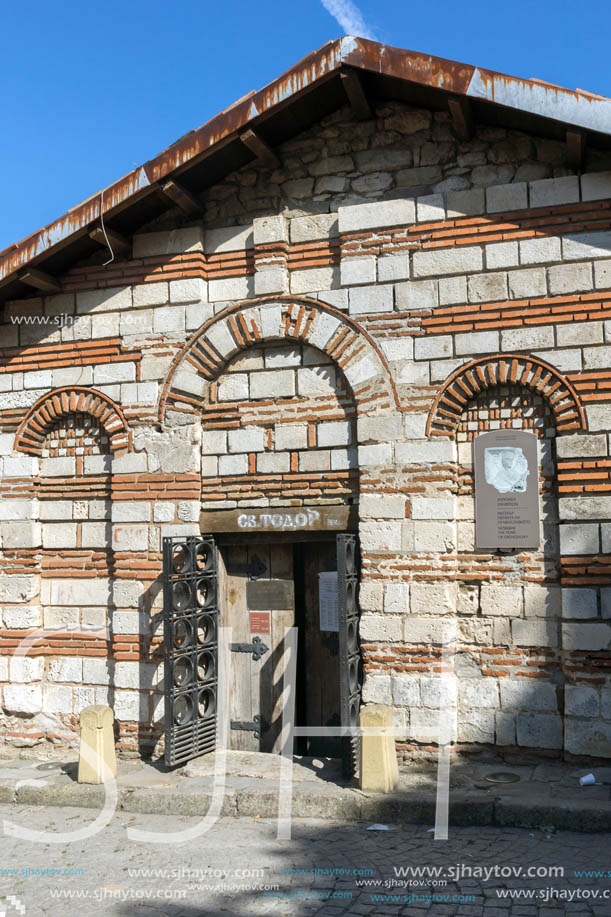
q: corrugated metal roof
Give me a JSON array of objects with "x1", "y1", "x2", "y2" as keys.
[{"x1": 2, "y1": 36, "x2": 610, "y2": 297}]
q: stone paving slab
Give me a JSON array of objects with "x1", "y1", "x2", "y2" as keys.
[{"x1": 0, "y1": 751, "x2": 609, "y2": 833}]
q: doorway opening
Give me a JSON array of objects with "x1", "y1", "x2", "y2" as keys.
[{"x1": 219, "y1": 538, "x2": 343, "y2": 758}]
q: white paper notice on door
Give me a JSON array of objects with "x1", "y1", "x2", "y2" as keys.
[{"x1": 319, "y1": 571, "x2": 339, "y2": 632}]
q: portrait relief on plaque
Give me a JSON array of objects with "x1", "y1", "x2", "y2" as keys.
[{"x1": 484, "y1": 447, "x2": 530, "y2": 494}]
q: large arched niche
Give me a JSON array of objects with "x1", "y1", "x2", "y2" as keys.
[{"x1": 158, "y1": 296, "x2": 399, "y2": 428}]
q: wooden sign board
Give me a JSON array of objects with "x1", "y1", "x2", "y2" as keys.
[
  {"x1": 249, "y1": 611, "x2": 271, "y2": 634},
  {"x1": 474, "y1": 430, "x2": 540, "y2": 550},
  {"x1": 200, "y1": 504, "x2": 357, "y2": 534}
]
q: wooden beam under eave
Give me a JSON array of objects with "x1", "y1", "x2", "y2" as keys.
[
  {"x1": 448, "y1": 96, "x2": 474, "y2": 141},
  {"x1": 340, "y1": 70, "x2": 372, "y2": 120},
  {"x1": 566, "y1": 130, "x2": 586, "y2": 170},
  {"x1": 18, "y1": 268, "x2": 61, "y2": 293},
  {"x1": 239, "y1": 129, "x2": 279, "y2": 168},
  {"x1": 89, "y1": 226, "x2": 130, "y2": 254},
  {"x1": 160, "y1": 179, "x2": 204, "y2": 215}
]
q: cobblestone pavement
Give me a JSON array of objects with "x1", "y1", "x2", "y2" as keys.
[{"x1": 0, "y1": 804, "x2": 609, "y2": 916}]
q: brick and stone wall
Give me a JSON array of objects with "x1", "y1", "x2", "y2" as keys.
[{"x1": 1, "y1": 98, "x2": 611, "y2": 759}]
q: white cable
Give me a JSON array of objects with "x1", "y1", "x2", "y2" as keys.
[{"x1": 99, "y1": 188, "x2": 115, "y2": 266}]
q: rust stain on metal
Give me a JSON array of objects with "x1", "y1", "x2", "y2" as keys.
[{"x1": 2, "y1": 35, "x2": 610, "y2": 290}]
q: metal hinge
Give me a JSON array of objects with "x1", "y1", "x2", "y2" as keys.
[
  {"x1": 229, "y1": 636, "x2": 269, "y2": 660},
  {"x1": 230, "y1": 714, "x2": 268, "y2": 738}
]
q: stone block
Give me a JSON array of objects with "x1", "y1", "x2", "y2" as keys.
[
  {"x1": 111, "y1": 502, "x2": 151, "y2": 523},
  {"x1": 410, "y1": 581, "x2": 457, "y2": 615},
  {"x1": 360, "y1": 522, "x2": 402, "y2": 552},
  {"x1": 519, "y1": 237, "x2": 561, "y2": 264},
  {"x1": 501, "y1": 326, "x2": 554, "y2": 350},
  {"x1": 1, "y1": 522, "x2": 41, "y2": 549},
  {"x1": 548, "y1": 262, "x2": 593, "y2": 295},
  {"x1": 468, "y1": 272, "x2": 508, "y2": 302},
  {"x1": 416, "y1": 193, "x2": 445, "y2": 222},
  {"x1": 298, "y1": 451, "x2": 330, "y2": 472},
  {"x1": 501, "y1": 679, "x2": 557, "y2": 711},
  {"x1": 9, "y1": 656, "x2": 43, "y2": 682},
  {"x1": 565, "y1": 719, "x2": 611, "y2": 757},
  {"x1": 3, "y1": 684, "x2": 42, "y2": 713},
  {"x1": 562, "y1": 622, "x2": 611, "y2": 650},
  {"x1": 581, "y1": 171, "x2": 611, "y2": 202},
  {"x1": 252, "y1": 215, "x2": 287, "y2": 246},
  {"x1": 445, "y1": 187, "x2": 485, "y2": 217},
  {"x1": 413, "y1": 521, "x2": 456, "y2": 553},
  {"x1": 359, "y1": 614, "x2": 403, "y2": 642},
  {"x1": 201, "y1": 430, "x2": 228, "y2": 455},
  {"x1": 251, "y1": 369, "x2": 295, "y2": 399},
  {"x1": 360, "y1": 494, "x2": 406, "y2": 520},
  {"x1": 533, "y1": 348, "x2": 581, "y2": 373},
  {"x1": 496, "y1": 712, "x2": 516, "y2": 746},
  {"x1": 517, "y1": 713, "x2": 563, "y2": 749},
  {"x1": 410, "y1": 496, "x2": 454, "y2": 520},
  {"x1": 523, "y1": 584, "x2": 561, "y2": 617},
  {"x1": 402, "y1": 617, "x2": 447, "y2": 644},
  {"x1": 391, "y1": 675, "x2": 420, "y2": 706},
  {"x1": 395, "y1": 279, "x2": 438, "y2": 311},
  {"x1": 132, "y1": 282, "x2": 168, "y2": 307},
  {"x1": 377, "y1": 254, "x2": 410, "y2": 282},
  {"x1": 485, "y1": 241, "x2": 519, "y2": 269},
  {"x1": 42, "y1": 523, "x2": 77, "y2": 549},
  {"x1": 508, "y1": 267, "x2": 547, "y2": 299},
  {"x1": 133, "y1": 228, "x2": 203, "y2": 258},
  {"x1": 559, "y1": 523, "x2": 599, "y2": 555},
  {"x1": 317, "y1": 420, "x2": 352, "y2": 447},
  {"x1": 565, "y1": 685, "x2": 600, "y2": 718},
  {"x1": 358, "y1": 581, "x2": 383, "y2": 612},
  {"x1": 412, "y1": 246, "x2": 483, "y2": 277},
  {"x1": 419, "y1": 676, "x2": 457, "y2": 709},
  {"x1": 383, "y1": 583, "x2": 409, "y2": 614},
  {"x1": 274, "y1": 424, "x2": 307, "y2": 451},
  {"x1": 0, "y1": 574, "x2": 38, "y2": 603},
  {"x1": 208, "y1": 276, "x2": 252, "y2": 302},
  {"x1": 0, "y1": 499, "x2": 36, "y2": 521},
  {"x1": 3, "y1": 456, "x2": 38, "y2": 478},
  {"x1": 458, "y1": 711, "x2": 495, "y2": 744},
  {"x1": 49, "y1": 656, "x2": 83, "y2": 683},
  {"x1": 256, "y1": 453, "x2": 290, "y2": 474},
  {"x1": 558, "y1": 494, "x2": 611, "y2": 521},
  {"x1": 556, "y1": 433, "x2": 607, "y2": 458},
  {"x1": 83, "y1": 659, "x2": 112, "y2": 685},
  {"x1": 343, "y1": 356, "x2": 378, "y2": 387},
  {"x1": 439, "y1": 275, "x2": 468, "y2": 305},
  {"x1": 396, "y1": 441, "x2": 455, "y2": 464},
  {"x1": 512, "y1": 619, "x2": 558, "y2": 647},
  {"x1": 480, "y1": 583, "x2": 522, "y2": 617},
  {"x1": 361, "y1": 675, "x2": 391, "y2": 705},
  {"x1": 357, "y1": 415, "x2": 403, "y2": 444},
  {"x1": 357, "y1": 443, "x2": 393, "y2": 467},
  {"x1": 486, "y1": 182, "x2": 528, "y2": 212},
  {"x1": 112, "y1": 525, "x2": 148, "y2": 552},
  {"x1": 254, "y1": 268, "x2": 287, "y2": 296},
  {"x1": 584, "y1": 345, "x2": 611, "y2": 370},
  {"x1": 338, "y1": 199, "x2": 415, "y2": 233},
  {"x1": 228, "y1": 427, "x2": 266, "y2": 453},
  {"x1": 340, "y1": 257, "x2": 376, "y2": 286},
  {"x1": 457, "y1": 332, "x2": 503, "y2": 360},
  {"x1": 562, "y1": 230, "x2": 611, "y2": 261},
  {"x1": 414, "y1": 335, "x2": 452, "y2": 360},
  {"x1": 204, "y1": 224, "x2": 252, "y2": 253},
  {"x1": 397, "y1": 362, "x2": 430, "y2": 384},
  {"x1": 290, "y1": 214, "x2": 337, "y2": 242},
  {"x1": 218, "y1": 454, "x2": 248, "y2": 475},
  {"x1": 561, "y1": 587, "x2": 598, "y2": 619},
  {"x1": 348, "y1": 284, "x2": 393, "y2": 315},
  {"x1": 557, "y1": 322, "x2": 603, "y2": 348},
  {"x1": 459, "y1": 679, "x2": 499, "y2": 709},
  {"x1": 76, "y1": 285, "x2": 132, "y2": 314},
  {"x1": 379, "y1": 338, "x2": 414, "y2": 363},
  {"x1": 217, "y1": 373, "x2": 249, "y2": 402},
  {"x1": 585, "y1": 404, "x2": 611, "y2": 432},
  {"x1": 530, "y1": 175, "x2": 579, "y2": 207}
]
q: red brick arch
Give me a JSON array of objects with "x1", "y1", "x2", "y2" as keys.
[
  {"x1": 14, "y1": 387, "x2": 131, "y2": 455},
  {"x1": 159, "y1": 295, "x2": 399, "y2": 424},
  {"x1": 426, "y1": 354, "x2": 587, "y2": 439}
]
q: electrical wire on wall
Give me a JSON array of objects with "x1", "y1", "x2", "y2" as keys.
[{"x1": 99, "y1": 189, "x2": 115, "y2": 266}]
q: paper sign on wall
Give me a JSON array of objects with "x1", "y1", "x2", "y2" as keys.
[{"x1": 319, "y1": 571, "x2": 339, "y2": 632}]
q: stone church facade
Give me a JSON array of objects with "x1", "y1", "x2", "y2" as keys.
[{"x1": 1, "y1": 37, "x2": 611, "y2": 762}]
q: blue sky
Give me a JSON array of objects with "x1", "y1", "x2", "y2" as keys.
[{"x1": 1, "y1": 0, "x2": 609, "y2": 252}]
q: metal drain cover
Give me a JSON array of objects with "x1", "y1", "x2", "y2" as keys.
[
  {"x1": 485, "y1": 772, "x2": 520, "y2": 784},
  {"x1": 36, "y1": 762, "x2": 62, "y2": 771}
]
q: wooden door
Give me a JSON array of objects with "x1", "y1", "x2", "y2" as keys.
[{"x1": 219, "y1": 543, "x2": 294, "y2": 752}]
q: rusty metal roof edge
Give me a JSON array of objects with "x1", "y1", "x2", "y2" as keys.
[{"x1": 2, "y1": 36, "x2": 611, "y2": 288}]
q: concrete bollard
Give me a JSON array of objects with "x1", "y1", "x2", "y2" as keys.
[
  {"x1": 77, "y1": 705, "x2": 117, "y2": 784},
  {"x1": 359, "y1": 704, "x2": 399, "y2": 794}
]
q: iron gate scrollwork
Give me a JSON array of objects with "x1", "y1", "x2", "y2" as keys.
[
  {"x1": 163, "y1": 534, "x2": 218, "y2": 766},
  {"x1": 337, "y1": 533, "x2": 362, "y2": 779}
]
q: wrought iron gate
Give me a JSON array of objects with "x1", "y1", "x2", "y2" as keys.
[
  {"x1": 337, "y1": 533, "x2": 362, "y2": 779},
  {"x1": 163, "y1": 534, "x2": 218, "y2": 766}
]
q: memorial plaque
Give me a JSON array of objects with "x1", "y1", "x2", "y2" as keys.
[
  {"x1": 474, "y1": 430, "x2": 540, "y2": 550},
  {"x1": 246, "y1": 579, "x2": 294, "y2": 610}
]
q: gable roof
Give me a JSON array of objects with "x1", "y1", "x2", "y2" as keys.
[{"x1": 2, "y1": 35, "x2": 611, "y2": 302}]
